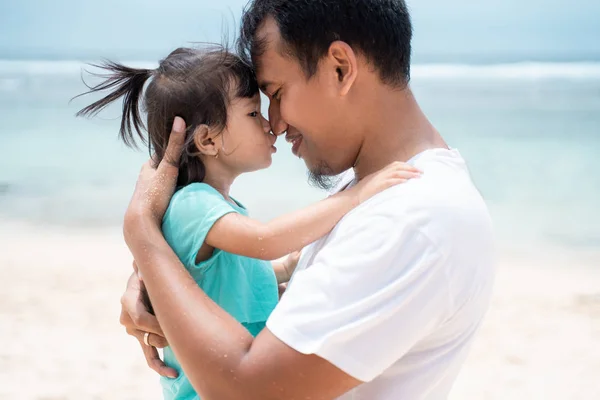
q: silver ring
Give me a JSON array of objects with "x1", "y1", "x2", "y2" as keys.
[{"x1": 143, "y1": 331, "x2": 151, "y2": 346}]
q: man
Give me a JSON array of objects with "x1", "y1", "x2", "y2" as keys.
[{"x1": 120, "y1": 0, "x2": 495, "y2": 398}]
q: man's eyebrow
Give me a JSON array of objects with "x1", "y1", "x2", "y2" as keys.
[{"x1": 259, "y1": 81, "x2": 274, "y2": 92}]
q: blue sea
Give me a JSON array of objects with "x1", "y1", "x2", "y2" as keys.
[{"x1": 1, "y1": 60, "x2": 599, "y2": 260}]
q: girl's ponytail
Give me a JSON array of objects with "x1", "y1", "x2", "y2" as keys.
[{"x1": 75, "y1": 61, "x2": 153, "y2": 148}]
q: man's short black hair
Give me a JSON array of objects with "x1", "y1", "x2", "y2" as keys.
[{"x1": 238, "y1": 0, "x2": 413, "y2": 87}]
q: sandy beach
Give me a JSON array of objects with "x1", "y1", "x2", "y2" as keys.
[{"x1": 1, "y1": 223, "x2": 599, "y2": 400}]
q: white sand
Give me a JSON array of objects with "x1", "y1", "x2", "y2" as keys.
[{"x1": 1, "y1": 223, "x2": 599, "y2": 399}]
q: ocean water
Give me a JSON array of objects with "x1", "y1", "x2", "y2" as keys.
[{"x1": 0, "y1": 60, "x2": 599, "y2": 259}]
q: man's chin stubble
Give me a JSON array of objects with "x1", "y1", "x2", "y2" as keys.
[{"x1": 307, "y1": 162, "x2": 341, "y2": 191}]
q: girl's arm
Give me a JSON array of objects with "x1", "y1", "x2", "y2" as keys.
[{"x1": 205, "y1": 162, "x2": 420, "y2": 260}]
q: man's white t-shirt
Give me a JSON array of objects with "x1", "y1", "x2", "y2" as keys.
[{"x1": 266, "y1": 148, "x2": 495, "y2": 400}]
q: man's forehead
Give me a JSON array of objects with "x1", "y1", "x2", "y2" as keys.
[
  {"x1": 255, "y1": 60, "x2": 277, "y2": 91},
  {"x1": 252, "y1": 18, "x2": 285, "y2": 84},
  {"x1": 254, "y1": 56, "x2": 281, "y2": 91}
]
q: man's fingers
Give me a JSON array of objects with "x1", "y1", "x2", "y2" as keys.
[
  {"x1": 119, "y1": 307, "x2": 133, "y2": 328},
  {"x1": 160, "y1": 116, "x2": 186, "y2": 172},
  {"x1": 125, "y1": 117, "x2": 185, "y2": 224},
  {"x1": 131, "y1": 328, "x2": 169, "y2": 349},
  {"x1": 139, "y1": 339, "x2": 178, "y2": 378},
  {"x1": 120, "y1": 288, "x2": 165, "y2": 337},
  {"x1": 146, "y1": 116, "x2": 186, "y2": 217},
  {"x1": 146, "y1": 330, "x2": 169, "y2": 348},
  {"x1": 130, "y1": 306, "x2": 165, "y2": 337}
]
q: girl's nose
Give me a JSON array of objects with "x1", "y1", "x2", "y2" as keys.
[{"x1": 261, "y1": 114, "x2": 271, "y2": 133}]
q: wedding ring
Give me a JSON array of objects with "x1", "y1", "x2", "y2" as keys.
[{"x1": 143, "y1": 331, "x2": 151, "y2": 346}]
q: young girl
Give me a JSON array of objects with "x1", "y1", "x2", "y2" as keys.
[{"x1": 77, "y1": 47, "x2": 420, "y2": 400}]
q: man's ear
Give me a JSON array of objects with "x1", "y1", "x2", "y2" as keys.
[
  {"x1": 328, "y1": 41, "x2": 358, "y2": 96},
  {"x1": 192, "y1": 124, "x2": 219, "y2": 157}
]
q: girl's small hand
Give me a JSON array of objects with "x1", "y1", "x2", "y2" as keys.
[
  {"x1": 284, "y1": 250, "x2": 302, "y2": 278},
  {"x1": 351, "y1": 161, "x2": 422, "y2": 204}
]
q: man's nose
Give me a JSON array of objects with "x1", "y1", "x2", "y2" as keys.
[{"x1": 268, "y1": 100, "x2": 288, "y2": 136}]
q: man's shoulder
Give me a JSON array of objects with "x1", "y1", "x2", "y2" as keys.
[
  {"x1": 345, "y1": 173, "x2": 471, "y2": 221},
  {"x1": 334, "y1": 158, "x2": 490, "y2": 247},
  {"x1": 341, "y1": 148, "x2": 478, "y2": 212}
]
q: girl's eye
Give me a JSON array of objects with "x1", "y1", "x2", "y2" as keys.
[
  {"x1": 272, "y1": 89, "x2": 281, "y2": 101},
  {"x1": 248, "y1": 111, "x2": 258, "y2": 117}
]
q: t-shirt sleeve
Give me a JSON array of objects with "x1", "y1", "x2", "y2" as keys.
[
  {"x1": 162, "y1": 183, "x2": 238, "y2": 267},
  {"x1": 266, "y1": 202, "x2": 452, "y2": 382}
]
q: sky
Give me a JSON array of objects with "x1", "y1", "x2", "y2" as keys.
[{"x1": 1, "y1": 0, "x2": 599, "y2": 62}]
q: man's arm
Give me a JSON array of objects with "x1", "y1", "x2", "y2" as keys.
[
  {"x1": 123, "y1": 118, "x2": 361, "y2": 399},
  {"x1": 127, "y1": 218, "x2": 360, "y2": 400}
]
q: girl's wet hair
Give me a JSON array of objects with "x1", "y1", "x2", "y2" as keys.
[{"x1": 75, "y1": 46, "x2": 259, "y2": 187}]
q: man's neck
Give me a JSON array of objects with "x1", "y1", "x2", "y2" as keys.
[{"x1": 352, "y1": 87, "x2": 447, "y2": 181}]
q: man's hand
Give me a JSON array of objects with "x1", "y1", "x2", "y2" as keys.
[
  {"x1": 120, "y1": 266, "x2": 177, "y2": 378},
  {"x1": 123, "y1": 116, "x2": 187, "y2": 238},
  {"x1": 120, "y1": 116, "x2": 186, "y2": 378}
]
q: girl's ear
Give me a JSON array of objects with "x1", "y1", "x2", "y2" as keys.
[{"x1": 193, "y1": 124, "x2": 220, "y2": 157}]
